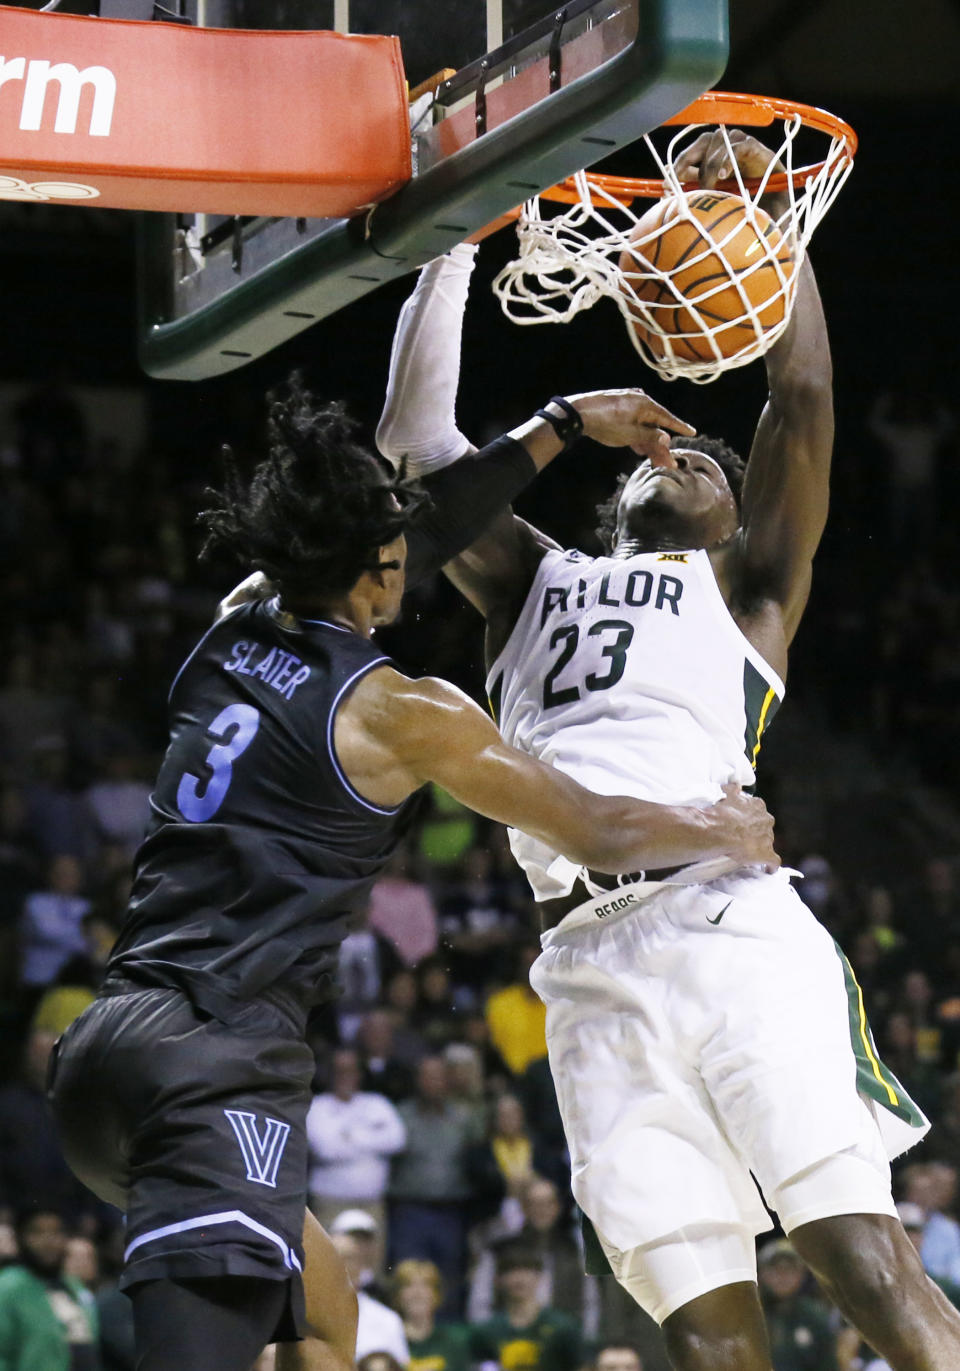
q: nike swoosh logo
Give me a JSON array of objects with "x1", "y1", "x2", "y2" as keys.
[{"x1": 706, "y1": 900, "x2": 733, "y2": 926}]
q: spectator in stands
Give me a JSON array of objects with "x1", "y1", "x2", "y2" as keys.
[
  {"x1": 926, "y1": 1072, "x2": 960, "y2": 1164},
  {"x1": 330, "y1": 1209, "x2": 390, "y2": 1304},
  {"x1": 332, "y1": 1231, "x2": 409, "y2": 1365},
  {"x1": 306, "y1": 1047, "x2": 406, "y2": 1232},
  {"x1": 383, "y1": 971, "x2": 429, "y2": 1060},
  {"x1": 357, "y1": 1009, "x2": 418, "y2": 1102},
  {"x1": 0, "y1": 1218, "x2": 16, "y2": 1266},
  {"x1": 0, "y1": 1026, "x2": 94, "y2": 1226},
  {"x1": 358, "y1": 1354, "x2": 404, "y2": 1371},
  {"x1": 484, "y1": 940, "x2": 547, "y2": 1077},
  {"x1": 368, "y1": 848, "x2": 439, "y2": 968},
  {"x1": 0, "y1": 1208, "x2": 99, "y2": 1370},
  {"x1": 338, "y1": 910, "x2": 403, "y2": 1042},
  {"x1": 470, "y1": 1241, "x2": 583, "y2": 1371},
  {"x1": 18, "y1": 855, "x2": 91, "y2": 995},
  {"x1": 461, "y1": 1013, "x2": 511, "y2": 1095},
  {"x1": 465, "y1": 1095, "x2": 560, "y2": 1235},
  {"x1": 63, "y1": 1236, "x2": 99, "y2": 1290},
  {"x1": 795, "y1": 853, "x2": 847, "y2": 932},
  {"x1": 487, "y1": 1095, "x2": 535, "y2": 1203},
  {"x1": 880, "y1": 1010, "x2": 942, "y2": 1118},
  {"x1": 412, "y1": 958, "x2": 463, "y2": 1051},
  {"x1": 896, "y1": 1201, "x2": 960, "y2": 1306},
  {"x1": 899, "y1": 968, "x2": 941, "y2": 1044},
  {"x1": 902, "y1": 858, "x2": 960, "y2": 968},
  {"x1": 757, "y1": 1238, "x2": 838, "y2": 1371},
  {"x1": 438, "y1": 846, "x2": 521, "y2": 990},
  {"x1": 902, "y1": 1161, "x2": 960, "y2": 1285},
  {"x1": 393, "y1": 1259, "x2": 471, "y2": 1371},
  {"x1": 594, "y1": 1345, "x2": 644, "y2": 1371},
  {"x1": 389, "y1": 1056, "x2": 476, "y2": 1315},
  {"x1": 862, "y1": 885, "x2": 902, "y2": 959},
  {"x1": 442, "y1": 1043, "x2": 487, "y2": 1139},
  {"x1": 83, "y1": 753, "x2": 151, "y2": 858},
  {"x1": 468, "y1": 1177, "x2": 597, "y2": 1336}
]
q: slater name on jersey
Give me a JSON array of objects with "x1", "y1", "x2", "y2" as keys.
[
  {"x1": 539, "y1": 567, "x2": 684, "y2": 628},
  {"x1": 223, "y1": 639, "x2": 312, "y2": 699}
]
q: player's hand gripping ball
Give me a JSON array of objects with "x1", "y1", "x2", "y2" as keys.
[{"x1": 618, "y1": 130, "x2": 796, "y2": 363}]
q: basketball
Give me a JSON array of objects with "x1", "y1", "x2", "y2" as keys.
[{"x1": 617, "y1": 190, "x2": 796, "y2": 363}]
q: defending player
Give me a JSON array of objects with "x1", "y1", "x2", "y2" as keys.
[
  {"x1": 376, "y1": 132, "x2": 960, "y2": 1370},
  {"x1": 48, "y1": 382, "x2": 776, "y2": 1371}
]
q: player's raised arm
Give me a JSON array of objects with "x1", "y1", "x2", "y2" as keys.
[
  {"x1": 335, "y1": 666, "x2": 777, "y2": 876},
  {"x1": 737, "y1": 249, "x2": 833, "y2": 642},
  {"x1": 405, "y1": 388, "x2": 694, "y2": 615},
  {"x1": 377, "y1": 246, "x2": 693, "y2": 617},
  {"x1": 679, "y1": 132, "x2": 834, "y2": 643}
]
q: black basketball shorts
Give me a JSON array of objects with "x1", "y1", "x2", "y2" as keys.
[{"x1": 49, "y1": 986, "x2": 313, "y2": 1332}]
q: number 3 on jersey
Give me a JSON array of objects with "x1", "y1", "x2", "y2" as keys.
[
  {"x1": 542, "y1": 619, "x2": 634, "y2": 709},
  {"x1": 177, "y1": 703, "x2": 260, "y2": 822}
]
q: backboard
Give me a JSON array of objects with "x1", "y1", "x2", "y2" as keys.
[{"x1": 138, "y1": 0, "x2": 729, "y2": 380}]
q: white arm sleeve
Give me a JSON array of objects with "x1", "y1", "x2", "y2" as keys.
[{"x1": 376, "y1": 242, "x2": 478, "y2": 475}]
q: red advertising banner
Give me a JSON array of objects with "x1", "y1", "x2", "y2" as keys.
[{"x1": 0, "y1": 5, "x2": 410, "y2": 215}]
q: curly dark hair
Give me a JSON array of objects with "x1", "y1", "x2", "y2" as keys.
[
  {"x1": 595, "y1": 435, "x2": 746, "y2": 553},
  {"x1": 200, "y1": 376, "x2": 428, "y2": 600}
]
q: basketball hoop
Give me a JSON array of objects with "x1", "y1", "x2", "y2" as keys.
[{"x1": 492, "y1": 92, "x2": 857, "y2": 383}]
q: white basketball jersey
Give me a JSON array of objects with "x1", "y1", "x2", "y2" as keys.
[{"x1": 486, "y1": 546, "x2": 784, "y2": 900}]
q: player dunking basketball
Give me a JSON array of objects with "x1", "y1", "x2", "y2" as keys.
[
  {"x1": 48, "y1": 383, "x2": 775, "y2": 1371},
  {"x1": 376, "y1": 132, "x2": 960, "y2": 1370}
]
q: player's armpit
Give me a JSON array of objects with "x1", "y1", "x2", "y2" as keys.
[{"x1": 340, "y1": 669, "x2": 778, "y2": 873}]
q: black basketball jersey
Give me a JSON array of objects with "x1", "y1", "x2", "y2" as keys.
[{"x1": 107, "y1": 599, "x2": 418, "y2": 1025}]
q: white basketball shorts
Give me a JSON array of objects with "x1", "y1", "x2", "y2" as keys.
[{"x1": 529, "y1": 867, "x2": 929, "y2": 1321}]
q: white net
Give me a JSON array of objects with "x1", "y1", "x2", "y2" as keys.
[{"x1": 492, "y1": 115, "x2": 854, "y2": 382}]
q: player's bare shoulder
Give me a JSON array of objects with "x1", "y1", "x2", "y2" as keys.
[{"x1": 332, "y1": 665, "x2": 475, "y2": 809}]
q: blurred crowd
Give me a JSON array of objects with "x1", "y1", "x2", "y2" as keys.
[{"x1": 1, "y1": 376, "x2": 959, "y2": 1371}]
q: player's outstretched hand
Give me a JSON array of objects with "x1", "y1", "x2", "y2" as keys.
[
  {"x1": 673, "y1": 129, "x2": 783, "y2": 190},
  {"x1": 714, "y1": 783, "x2": 780, "y2": 872},
  {"x1": 566, "y1": 388, "x2": 696, "y2": 461}
]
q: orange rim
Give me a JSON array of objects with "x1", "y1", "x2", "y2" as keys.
[{"x1": 538, "y1": 90, "x2": 858, "y2": 207}]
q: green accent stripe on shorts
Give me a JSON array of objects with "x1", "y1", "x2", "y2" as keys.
[
  {"x1": 835, "y1": 943, "x2": 926, "y2": 1127},
  {"x1": 579, "y1": 1208, "x2": 614, "y2": 1277}
]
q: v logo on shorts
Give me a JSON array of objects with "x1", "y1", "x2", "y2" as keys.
[
  {"x1": 706, "y1": 899, "x2": 733, "y2": 926},
  {"x1": 224, "y1": 1109, "x2": 291, "y2": 1188}
]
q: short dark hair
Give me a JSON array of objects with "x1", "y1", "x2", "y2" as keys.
[
  {"x1": 495, "y1": 1240, "x2": 544, "y2": 1275},
  {"x1": 595, "y1": 435, "x2": 745, "y2": 553},
  {"x1": 200, "y1": 375, "x2": 428, "y2": 599},
  {"x1": 14, "y1": 1205, "x2": 66, "y2": 1236}
]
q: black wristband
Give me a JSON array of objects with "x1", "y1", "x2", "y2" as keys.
[{"x1": 534, "y1": 395, "x2": 585, "y2": 449}]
